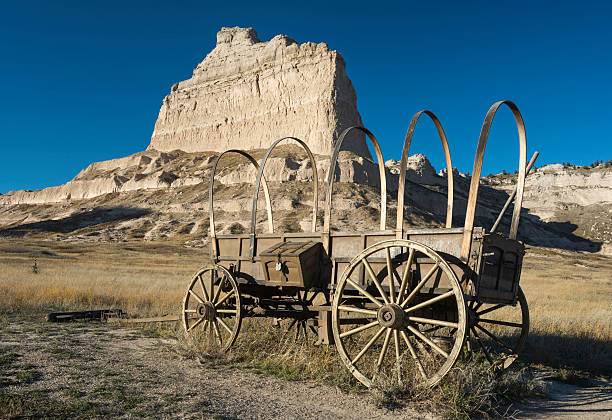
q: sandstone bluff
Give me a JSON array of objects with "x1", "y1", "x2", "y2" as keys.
[{"x1": 149, "y1": 26, "x2": 369, "y2": 157}]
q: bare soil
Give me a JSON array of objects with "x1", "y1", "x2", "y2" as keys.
[
  {"x1": 0, "y1": 317, "x2": 433, "y2": 419},
  {"x1": 2, "y1": 316, "x2": 610, "y2": 419}
]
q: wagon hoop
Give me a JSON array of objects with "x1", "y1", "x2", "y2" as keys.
[
  {"x1": 460, "y1": 100, "x2": 527, "y2": 260},
  {"x1": 396, "y1": 110, "x2": 454, "y2": 237},
  {"x1": 209, "y1": 149, "x2": 273, "y2": 259},
  {"x1": 249, "y1": 137, "x2": 319, "y2": 258},
  {"x1": 323, "y1": 127, "x2": 387, "y2": 239}
]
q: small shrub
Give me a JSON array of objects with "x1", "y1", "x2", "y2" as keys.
[{"x1": 370, "y1": 361, "x2": 545, "y2": 419}]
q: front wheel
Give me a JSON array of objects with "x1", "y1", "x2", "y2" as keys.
[
  {"x1": 182, "y1": 265, "x2": 242, "y2": 351},
  {"x1": 332, "y1": 239, "x2": 467, "y2": 388}
]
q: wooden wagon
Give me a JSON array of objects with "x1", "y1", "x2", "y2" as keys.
[{"x1": 182, "y1": 100, "x2": 533, "y2": 387}]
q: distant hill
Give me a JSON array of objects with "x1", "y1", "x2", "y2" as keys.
[{"x1": 1, "y1": 148, "x2": 609, "y2": 255}]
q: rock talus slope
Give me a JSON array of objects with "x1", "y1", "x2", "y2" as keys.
[{"x1": 148, "y1": 27, "x2": 369, "y2": 157}]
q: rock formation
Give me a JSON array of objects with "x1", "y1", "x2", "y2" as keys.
[
  {"x1": 1, "y1": 26, "x2": 610, "y2": 255},
  {"x1": 148, "y1": 27, "x2": 369, "y2": 157}
]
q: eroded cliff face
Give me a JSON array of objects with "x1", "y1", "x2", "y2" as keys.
[{"x1": 148, "y1": 27, "x2": 369, "y2": 157}]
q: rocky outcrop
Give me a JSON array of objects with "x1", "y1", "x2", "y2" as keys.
[
  {"x1": 148, "y1": 27, "x2": 369, "y2": 158},
  {"x1": 483, "y1": 164, "x2": 612, "y2": 249},
  {"x1": 0, "y1": 149, "x2": 441, "y2": 205}
]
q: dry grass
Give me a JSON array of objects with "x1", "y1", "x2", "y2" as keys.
[
  {"x1": 520, "y1": 247, "x2": 612, "y2": 374},
  {"x1": 0, "y1": 238, "x2": 610, "y2": 419},
  {"x1": 168, "y1": 318, "x2": 357, "y2": 387},
  {"x1": 370, "y1": 361, "x2": 545, "y2": 419},
  {"x1": 1, "y1": 239, "x2": 610, "y2": 376},
  {"x1": 0, "y1": 239, "x2": 208, "y2": 317}
]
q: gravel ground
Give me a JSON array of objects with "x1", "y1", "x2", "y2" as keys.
[
  {"x1": 1, "y1": 317, "x2": 610, "y2": 419},
  {"x1": 0, "y1": 318, "x2": 432, "y2": 419}
]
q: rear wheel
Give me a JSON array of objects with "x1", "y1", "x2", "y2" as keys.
[
  {"x1": 182, "y1": 265, "x2": 242, "y2": 351},
  {"x1": 332, "y1": 239, "x2": 467, "y2": 388},
  {"x1": 467, "y1": 286, "x2": 529, "y2": 369}
]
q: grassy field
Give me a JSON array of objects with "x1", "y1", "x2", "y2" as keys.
[
  {"x1": 1, "y1": 238, "x2": 610, "y2": 376},
  {"x1": 0, "y1": 238, "x2": 610, "y2": 418},
  {"x1": 0, "y1": 239, "x2": 205, "y2": 317}
]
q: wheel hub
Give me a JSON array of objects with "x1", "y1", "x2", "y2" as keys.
[
  {"x1": 197, "y1": 302, "x2": 216, "y2": 321},
  {"x1": 377, "y1": 303, "x2": 405, "y2": 329},
  {"x1": 467, "y1": 308, "x2": 479, "y2": 327}
]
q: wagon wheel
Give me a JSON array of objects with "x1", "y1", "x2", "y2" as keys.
[
  {"x1": 182, "y1": 265, "x2": 242, "y2": 352},
  {"x1": 274, "y1": 290, "x2": 319, "y2": 341},
  {"x1": 288, "y1": 290, "x2": 320, "y2": 341},
  {"x1": 332, "y1": 239, "x2": 467, "y2": 388},
  {"x1": 467, "y1": 286, "x2": 529, "y2": 369}
]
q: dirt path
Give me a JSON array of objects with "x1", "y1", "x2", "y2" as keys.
[
  {"x1": 516, "y1": 379, "x2": 612, "y2": 419},
  {"x1": 1, "y1": 319, "x2": 610, "y2": 419},
  {"x1": 0, "y1": 319, "x2": 432, "y2": 419}
]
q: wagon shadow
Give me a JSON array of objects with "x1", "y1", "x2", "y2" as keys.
[
  {"x1": 0, "y1": 206, "x2": 150, "y2": 237},
  {"x1": 522, "y1": 331, "x2": 612, "y2": 376},
  {"x1": 515, "y1": 382, "x2": 612, "y2": 419}
]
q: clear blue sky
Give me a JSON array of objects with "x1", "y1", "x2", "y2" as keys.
[{"x1": 1, "y1": 0, "x2": 611, "y2": 193}]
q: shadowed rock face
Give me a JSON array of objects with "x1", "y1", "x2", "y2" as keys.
[{"x1": 148, "y1": 26, "x2": 369, "y2": 158}]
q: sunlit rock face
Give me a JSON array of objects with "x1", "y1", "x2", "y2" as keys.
[{"x1": 148, "y1": 27, "x2": 369, "y2": 158}]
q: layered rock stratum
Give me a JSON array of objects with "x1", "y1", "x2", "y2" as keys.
[{"x1": 149, "y1": 27, "x2": 368, "y2": 157}]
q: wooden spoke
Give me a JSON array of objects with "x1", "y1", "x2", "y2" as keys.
[
  {"x1": 212, "y1": 274, "x2": 224, "y2": 304},
  {"x1": 215, "y1": 308, "x2": 237, "y2": 314},
  {"x1": 400, "y1": 263, "x2": 440, "y2": 308},
  {"x1": 422, "y1": 325, "x2": 444, "y2": 334},
  {"x1": 188, "y1": 289, "x2": 205, "y2": 305},
  {"x1": 198, "y1": 275, "x2": 210, "y2": 302},
  {"x1": 362, "y1": 259, "x2": 390, "y2": 304},
  {"x1": 407, "y1": 316, "x2": 458, "y2": 329},
  {"x1": 337, "y1": 305, "x2": 377, "y2": 316},
  {"x1": 351, "y1": 327, "x2": 386, "y2": 365},
  {"x1": 212, "y1": 320, "x2": 222, "y2": 345},
  {"x1": 394, "y1": 330, "x2": 401, "y2": 383},
  {"x1": 477, "y1": 304, "x2": 505, "y2": 317},
  {"x1": 339, "y1": 320, "x2": 379, "y2": 338},
  {"x1": 346, "y1": 278, "x2": 383, "y2": 308},
  {"x1": 407, "y1": 325, "x2": 449, "y2": 359},
  {"x1": 478, "y1": 318, "x2": 523, "y2": 328},
  {"x1": 401, "y1": 329, "x2": 427, "y2": 380},
  {"x1": 385, "y1": 248, "x2": 396, "y2": 302},
  {"x1": 287, "y1": 319, "x2": 298, "y2": 331},
  {"x1": 187, "y1": 316, "x2": 206, "y2": 332},
  {"x1": 474, "y1": 324, "x2": 513, "y2": 351},
  {"x1": 396, "y1": 248, "x2": 415, "y2": 304},
  {"x1": 405, "y1": 290, "x2": 454, "y2": 313},
  {"x1": 215, "y1": 289, "x2": 235, "y2": 307},
  {"x1": 184, "y1": 309, "x2": 197, "y2": 313},
  {"x1": 209, "y1": 270, "x2": 215, "y2": 305},
  {"x1": 376, "y1": 329, "x2": 393, "y2": 369},
  {"x1": 217, "y1": 317, "x2": 233, "y2": 334},
  {"x1": 471, "y1": 327, "x2": 493, "y2": 364}
]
